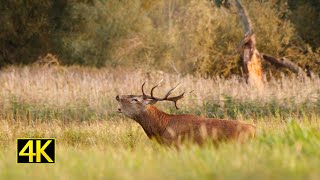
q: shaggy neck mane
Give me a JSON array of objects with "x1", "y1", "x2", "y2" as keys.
[{"x1": 133, "y1": 105, "x2": 170, "y2": 138}]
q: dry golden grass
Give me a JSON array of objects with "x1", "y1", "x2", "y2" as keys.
[
  {"x1": 0, "y1": 66, "x2": 320, "y2": 179},
  {"x1": 0, "y1": 66, "x2": 319, "y2": 121}
]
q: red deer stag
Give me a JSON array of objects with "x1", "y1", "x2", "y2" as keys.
[{"x1": 116, "y1": 82, "x2": 255, "y2": 146}]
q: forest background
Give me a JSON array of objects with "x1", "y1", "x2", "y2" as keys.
[{"x1": 1, "y1": 0, "x2": 319, "y2": 77}]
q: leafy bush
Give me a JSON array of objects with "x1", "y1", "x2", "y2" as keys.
[{"x1": 0, "y1": 0, "x2": 319, "y2": 76}]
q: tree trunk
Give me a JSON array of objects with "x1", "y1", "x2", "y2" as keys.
[{"x1": 234, "y1": 0, "x2": 263, "y2": 87}]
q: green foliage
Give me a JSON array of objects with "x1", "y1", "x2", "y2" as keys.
[
  {"x1": 288, "y1": 0, "x2": 320, "y2": 49},
  {"x1": 0, "y1": 1, "x2": 53, "y2": 66},
  {"x1": 0, "y1": 0, "x2": 319, "y2": 76},
  {"x1": 60, "y1": 0, "x2": 151, "y2": 66},
  {"x1": 1, "y1": 118, "x2": 320, "y2": 179}
]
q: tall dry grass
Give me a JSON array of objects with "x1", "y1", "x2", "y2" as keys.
[
  {"x1": 0, "y1": 66, "x2": 319, "y2": 122},
  {"x1": 0, "y1": 66, "x2": 320, "y2": 179}
]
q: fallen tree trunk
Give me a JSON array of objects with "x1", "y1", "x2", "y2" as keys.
[{"x1": 262, "y1": 54, "x2": 307, "y2": 76}]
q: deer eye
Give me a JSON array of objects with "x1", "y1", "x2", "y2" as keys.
[{"x1": 131, "y1": 98, "x2": 138, "y2": 102}]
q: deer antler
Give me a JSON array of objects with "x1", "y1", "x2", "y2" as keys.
[{"x1": 141, "y1": 81, "x2": 185, "y2": 109}]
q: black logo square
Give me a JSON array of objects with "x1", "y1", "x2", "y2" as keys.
[{"x1": 17, "y1": 138, "x2": 55, "y2": 163}]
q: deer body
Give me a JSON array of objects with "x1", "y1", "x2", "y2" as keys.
[
  {"x1": 116, "y1": 82, "x2": 255, "y2": 146},
  {"x1": 126, "y1": 104, "x2": 255, "y2": 145}
]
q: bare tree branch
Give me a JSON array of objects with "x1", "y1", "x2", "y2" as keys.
[
  {"x1": 262, "y1": 54, "x2": 307, "y2": 76},
  {"x1": 234, "y1": 0, "x2": 253, "y2": 35}
]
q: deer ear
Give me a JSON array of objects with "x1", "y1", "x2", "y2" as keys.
[{"x1": 143, "y1": 98, "x2": 157, "y2": 106}]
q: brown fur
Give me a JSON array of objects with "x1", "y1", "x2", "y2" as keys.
[{"x1": 116, "y1": 95, "x2": 255, "y2": 146}]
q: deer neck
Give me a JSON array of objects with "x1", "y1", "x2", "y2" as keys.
[{"x1": 133, "y1": 105, "x2": 170, "y2": 138}]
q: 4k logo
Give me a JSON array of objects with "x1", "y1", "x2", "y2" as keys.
[{"x1": 17, "y1": 138, "x2": 55, "y2": 163}]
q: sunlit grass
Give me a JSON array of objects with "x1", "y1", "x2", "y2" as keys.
[{"x1": 1, "y1": 118, "x2": 320, "y2": 180}]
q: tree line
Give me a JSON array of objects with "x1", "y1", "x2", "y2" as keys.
[{"x1": 0, "y1": 0, "x2": 319, "y2": 77}]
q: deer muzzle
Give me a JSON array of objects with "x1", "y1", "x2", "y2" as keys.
[{"x1": 116, "y1": 95, "x2": 122, "y2": 113}]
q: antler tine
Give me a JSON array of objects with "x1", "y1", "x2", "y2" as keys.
[
  {"x1": 159, "y1": 83, "x2": 184, "y2": 109},
  {"x1": 141, "y1": 82, "x2": 148, "y2": 97},
  {"x1": 161, "y1": 83, "x2": 181, "y2": 100},
  {"x1": 141, "y1": 81, "x2": 186, "y2": 109},
  {"x1": 167, "y1": 92, "x2": 185, "y2": 109},
  {"x1": 150, "y1": 79, "x2": 163, "y2": 98}
]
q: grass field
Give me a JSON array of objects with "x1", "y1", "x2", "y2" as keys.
[{"x1": 0, "y1": 66, "x2": 320, "y2": 179}]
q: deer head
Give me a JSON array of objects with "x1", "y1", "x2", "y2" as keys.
[{"x1": 116, "y1": 81, "x2": 185, "y2": 119}]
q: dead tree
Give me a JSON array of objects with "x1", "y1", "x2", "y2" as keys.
[
  {"x1": 234, "y1": 0, "x2": 263, "y2": 87},
  {"x1": 217, "y1": 0, "x2": 308, "y2": 85}
]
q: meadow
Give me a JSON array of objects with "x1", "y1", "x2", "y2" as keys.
[{"x1": 0, "y1": 66, "x2": 320, "y2": 180}]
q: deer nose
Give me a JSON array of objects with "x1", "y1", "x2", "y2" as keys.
[{"x1": 116, "y1": 95, "x2": 120, "y2": 101}]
